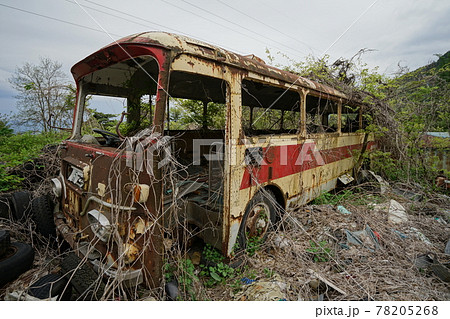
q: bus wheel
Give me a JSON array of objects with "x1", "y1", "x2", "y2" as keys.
[{"x1": 239, "y1": 190, "x2": 277, "y2": 250}]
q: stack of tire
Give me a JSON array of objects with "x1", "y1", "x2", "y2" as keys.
[
  {"x1": 1, "y1": 192, "x2": 103, "y2": 300},
  {"x1": 1, "y1": 191, "x2": 64, "y2": 299},
  {"x1": 0, "y1": 191, "x2": 56, "y2": 239}
]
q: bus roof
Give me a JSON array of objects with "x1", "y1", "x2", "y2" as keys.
[{"x1": 73, "y1": 31, "x2": 347, "y2": 99}]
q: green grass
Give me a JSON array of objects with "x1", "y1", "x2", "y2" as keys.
[{"x1": 0, "y1": 132, "x2": 67, "y2": 191}]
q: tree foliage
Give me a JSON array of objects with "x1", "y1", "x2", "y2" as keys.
[
  {"x1": 168, "y1": 99, "x2": 226, "y2": 130},
  {"x1": 9, "y1": 57, "x2": 74, "y2": 132}
]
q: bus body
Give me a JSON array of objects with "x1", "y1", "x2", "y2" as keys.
[{"x1": 53, "y1": 32, "x2": 372, "y2": 288}]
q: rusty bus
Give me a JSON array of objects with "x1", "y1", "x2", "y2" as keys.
[{"x1": 51, "y1": 32, "x2": 373, "y2": 289}]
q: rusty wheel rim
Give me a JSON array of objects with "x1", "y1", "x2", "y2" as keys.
[{"x1": 244, "y1": 202, "x2": 270, "y2": 241}]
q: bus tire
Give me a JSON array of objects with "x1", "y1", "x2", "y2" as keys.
[
  {"x1": 238, "y1": 190, "x2": 277, "y2": 250},
  {"x1": 31, "y1": 195, "x2": 56, "y2": 238},
  {"x1": 60, "y1": 253, "x2": 105, "y2": 301},
  {"x1": 0, "y1": 242, "x2": 35, "y2": 287}
]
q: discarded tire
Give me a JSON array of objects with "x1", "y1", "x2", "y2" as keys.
[
  {"x1": 0, "y1": 241, "x2": 35, "y2": 287},
  {"x1": 0, "y1": 229, "x2": 11, "y2": 257},
  {"x1": 31, "y1": 195, "x2": 56, "y2": 238},
  {"x1": 28, "y1": 273, "x2": 72, "y2": 300},
  {"x1": 238, "y1": 190, "x2": 278, "y2": 250},
  {"x1": 11, "y1": 191, "x2": 32, "y2": 221},
  {"x1": 60, "y1": 253, "x2": 105, "y2": 300},
  {"x1": 0, "y1": 194, "x2": 13, "y2": 220}
]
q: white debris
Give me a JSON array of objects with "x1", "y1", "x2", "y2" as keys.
[
  {"x1": 273, "y1": 234, "x2": 291, "y2": 249},
  {"x1": 368, "y1": 170, "x2": 390, "y2": 194},
  {"x1": 388, "y1": 199, "x2": 408, "y2": 224},
  {"x1": 409, "y1": 227, "x2": 433, "y2": 246}
]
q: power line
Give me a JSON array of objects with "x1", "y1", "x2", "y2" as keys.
[
  {"x1": 159, "y1": 0, "x2": 277, "y2": 54},
  {"x1": 321, "y1": 0, "x2": 379, "y2": 56},
  {"x1": 82, "y1": 0, "x2": 246, "y2": 54},
  {"x1": 180, "y1": 0, "x2": 308, "y2": 59},
  {"x1": 0, "y1": 2, "x2": 120, "y2": 36},
  {"x1": 63, "y1": 0, "x2": 161, "y2": 31},
  {"x1": 258, "y1": 0, "x2": 319, "y2": 35},
  {"x1": 215, "y1": 0, "x2": 317, "y2": 55}
]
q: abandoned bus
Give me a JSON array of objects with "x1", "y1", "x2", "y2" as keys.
[{"x1": 52, "y1": 32, "x2": 372, "y2": 288}]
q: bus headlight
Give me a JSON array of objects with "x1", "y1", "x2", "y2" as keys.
[
  {"x1": 51, "y1": 177, "x2": 63, "y2": 198},
  {"x1": 87, "y1": 209, "x2": 112, "y2": 242}
]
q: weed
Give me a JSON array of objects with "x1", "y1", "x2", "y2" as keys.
[
  {"x1": 263, "y1": 268, "x2": 274, "y2": 278},
  {"x1": 164, "y1": 259, "x2": 198, "y2": 300},
  {"x1": 179, "y1": 259, "x2": 196, "y2": 289},
  {"x1": 312, "y1": 190, "x2": 354, "y2": 205},
  {"x1": 306, "y1": 240, "x2": 333, "y2": 262},
  {"x1": 164, "y1": 262, "x2": 176, "y2": 282},
  {"x1": 246, "y1": 235, "x2": 264, "y2": 256},
  {"x1": 202, "y1": 244, "x2": 223, "y2": 264},
  {"x1": 200, "y1": 244, "x2": 235, "y2": 287}
]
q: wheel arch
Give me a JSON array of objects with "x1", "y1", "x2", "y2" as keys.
[{"x1": 263, "y1": 184, "x2": 285, "y2": 213}]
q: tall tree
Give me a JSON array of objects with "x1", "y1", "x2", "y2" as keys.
[{"x1": 9, "y1": 57, "x2": 73, "y2": 132}]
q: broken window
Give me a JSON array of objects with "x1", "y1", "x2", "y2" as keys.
[
  {"x1": 241, "y1": 79, "x2": 301, "y2": 136},
  {"x1": 78, "y1": 55, "x2": 160, "y2": 144},
  {"x1": 167, "y1": 71, "x2": 227, "y2": 131},
  {"x1": 305, "y1": 94, "x2": 339, "y2": 134},
  {"x1": 166, "y1": 98, "x2": 226, "y2": 131},
  {"x1": 341, "y1": 104, "x2": 360, "y2": 133}
]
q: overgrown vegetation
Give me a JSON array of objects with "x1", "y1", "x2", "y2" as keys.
[
  {"x1": 0, "y1": 116, "x2": 66, "y2": 191},
  {"x1": 268, "y1": 49, "x2": 450, "y2": 188}
]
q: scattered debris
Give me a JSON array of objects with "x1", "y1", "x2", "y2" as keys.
[
  {"x1": 307, "y1": 269, "x2": 347, "y2": 296},
  {"x1": 429, "y1": 256, "x2": 450, "y2": 283},
  {"x1": 336, "y1": 205, "x2": 352, "y2": 215},
  {"x1": 165, "y1": 281, "x2": 179, "y2": 301},
  {"x1": 344, "y1": 225, "x2": 381, "y2": 252},
  {"x1": 414, "y1": 253, "x2": 450, "y2": 283},
  {"x1": 338, "y1": 173, "x2": 354, "y2": 185},
  {"x1": 409, "y1": 227, "x2": 433, "y2": 246},
  {"x1": 435, "y1": 175, "x2": 450, "y2": 190},
  {"x1": 388, "y1": 199, "x2": 408, "y2": 224},
  {"x1": 392, "y1": 186, "x2": 423, "y2": 201},
  {"x1": 367, "y1": 170, "x2": 390, "y2": 194},
  {"x1": 241, "y1": 277, "x2": 256, "y2": 285},
  {"x1": 272, "y1": 234, "x2": 291, "y2": 249},
  {"x1": 434, "y1": 217, "x2": 447, "y2": 225},
  {"x1": 414, "y1": 253, "x2": 434, "y2": 269},
  {"x1": 234, "y1": 273, "x2": 287, "y2": 301},
  {"x1": 392, "y1": 229, "x2": 408, "y2": 239}
]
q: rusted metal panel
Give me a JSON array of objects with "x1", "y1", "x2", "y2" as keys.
[{"x1": 77, "y1": 32, "x2": 346, "y2": 100}]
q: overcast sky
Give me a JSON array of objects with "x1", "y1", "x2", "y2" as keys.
[{"x1": 0, "y1": 0, "x2": 449, "y2": 119}]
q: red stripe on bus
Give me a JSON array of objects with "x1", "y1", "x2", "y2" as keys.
[{"x1": 239, "y1": 141, "x2": 374, "y2": 190}]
